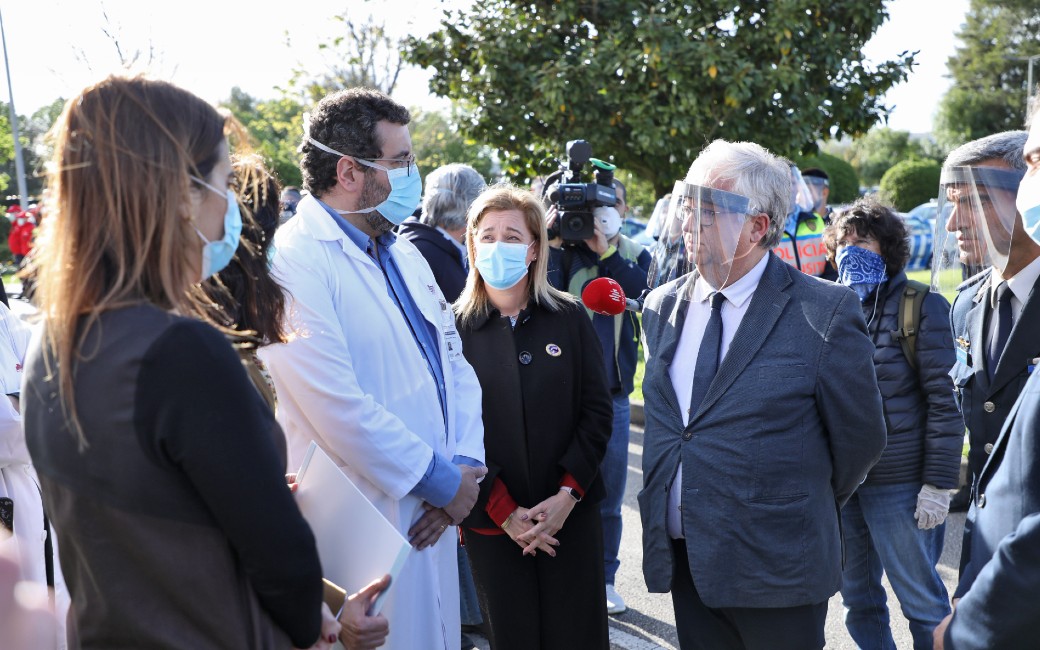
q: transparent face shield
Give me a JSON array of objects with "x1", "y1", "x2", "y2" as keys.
[
  {"x1": 647, "y1": 181, "x2": 753, "y2": 291},
  {"x1": 790, "y1": 167, "x2": 815, "y2": 215},
  {"x1": 931, "y1": 165, "x2": 1024, "y2": 295},
  {"x1": 803, "y1": 176, "x2": 828, "y2": 213}
]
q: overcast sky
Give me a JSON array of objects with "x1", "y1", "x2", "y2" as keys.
[{"x1": 3, "y1": 0, "x2": 967, "y2": 134}]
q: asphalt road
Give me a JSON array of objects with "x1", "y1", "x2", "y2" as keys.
[
  {"x1": 468, "y1": 422, "x2": 964, "y2": 650},
  {"x1": 5, "y1": 288, "x2": 958, "y2": 650}
]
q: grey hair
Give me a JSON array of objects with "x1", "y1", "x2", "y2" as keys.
[
  {"x1": 943, "y1": 131, "x2": 1028, "y2": 172},
  {"x1": 421, "y1": 163, "x2": 487, "y2": 231},
  {"x1": 685, "y1": 140, "x2": 790, "y2": 249}
]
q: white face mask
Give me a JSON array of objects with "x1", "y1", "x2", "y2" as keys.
[
  {"x1": 1017, "y1": 173, "x2": 1040, "y2": 246},
  {"x1": 594, "y1": 205, "x2": 623, "y2": 239}
]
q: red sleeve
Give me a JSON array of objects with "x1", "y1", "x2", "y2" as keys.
[
  {"x1": 559, "y1": 472, "x2": 586, "y2": 499},
  {"x1": 485, "y1": 477, "x2": 519, "y2": 527}
]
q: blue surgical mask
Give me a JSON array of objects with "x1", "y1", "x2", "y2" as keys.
[
  {"x1": 307, "y1": 136, "x2": 421, "y2": 225},
  {"x1": 836, "y1": 245, "x2": 888, "y2": 302},
  {"x1": 192, "y1": 176, "x2": 242, "y2": 281},
  {"x1": 265, "y1": 242, "x2": 277, "y2": 270},
  {"x1": 1016, "y1": 174, "x2": 1040, "y2": 246},
  {"x1": 475, "y1": 241, "x2": 533, "y2": 290}
]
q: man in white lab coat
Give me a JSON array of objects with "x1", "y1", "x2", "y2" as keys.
[{"x1": 259, "y1": 88, "x2": 486, "y2": 650}]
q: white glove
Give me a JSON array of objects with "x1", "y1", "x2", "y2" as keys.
[{"x1": 914, "y1": 484, "x2": 952, "y2": 530}]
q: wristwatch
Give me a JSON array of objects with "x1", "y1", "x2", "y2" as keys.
[{"x1": 559, "y1": 486, "x2": 581, "y2": 502}]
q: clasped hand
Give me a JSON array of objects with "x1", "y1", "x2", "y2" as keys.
[
  {"x1": 409, "y1": 464, "x2": 487, "y2": 549},
  {"x1": 506, "y1": 490, "x2": 577, "y2": 557}
]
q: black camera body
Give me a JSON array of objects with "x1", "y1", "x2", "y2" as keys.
[{"x1": 545, "y1": 140, "x2": 617, "y2": 242}]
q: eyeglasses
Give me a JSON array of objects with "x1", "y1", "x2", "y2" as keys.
[
  {"x1": 354, "y1": 154, "x2": 418, "y2": 176},
  {"x1": 675, "y1": 203, "x2": 747, "y2": 227}
]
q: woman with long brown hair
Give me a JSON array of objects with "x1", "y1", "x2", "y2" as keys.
[{"x1": 21, "y1": 75, "x2": 330, "y2": 649}]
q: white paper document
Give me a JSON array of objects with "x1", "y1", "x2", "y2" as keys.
[{"x1": 295, "y1": 441, "x2": 411, "y2": 616}]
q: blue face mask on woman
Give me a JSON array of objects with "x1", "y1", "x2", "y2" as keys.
[
  {"x1": 192, "y1": 177, "x2": 242, "y2": 281},
  {"x1": 475, "y1": 241, "x2": 533, "y2": 290},
  {"x1": 307, "y1": 136, "x2": 421, "y2": 225},
  {"x1": 836, "y1": 245, "x2": 888, "y2": 302}
]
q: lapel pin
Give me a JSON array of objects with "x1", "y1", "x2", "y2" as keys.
[{"x1": 546, "y1": 343, "x2": 562, "y2": 357}]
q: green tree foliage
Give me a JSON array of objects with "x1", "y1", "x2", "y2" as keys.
[
  {"x1": 795, "y1": 151, "x2": 859, "y2": 205},
  {"x1": 846, "y1": 127, "x2": 918, "y2": 186},
  {"x1": 406, "y1": 1, "x2": 914, "y2": 193},
  {"x1": 615, "y1": 169, "x2": 658, "y2": 220},
  {"x1": 0, "y1": 98, "x2": 65, "y2": 200},
  {"x1": 410, "y1": 109, "x2": 496, "y2": 181},
  {"x1": 223, "y1": 88, "x2": 306, "y2": 188},
  {"x1": 878, "y1": 159, "x2": 941, "y2": 212},
  {"x1": 934, "y1": 0, "x2": 1040, "y2": 150},
  {"x1": 0, "y1": 111, "x2": 13, "y2": 195}
]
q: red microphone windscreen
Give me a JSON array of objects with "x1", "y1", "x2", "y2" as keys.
[{"x1": 581, "y1": 277, "x2": 627, "y2": 316}]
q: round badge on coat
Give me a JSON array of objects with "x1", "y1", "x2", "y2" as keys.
[{"x1": 546, "y1": 343, "x2": 562, "y2": 357}]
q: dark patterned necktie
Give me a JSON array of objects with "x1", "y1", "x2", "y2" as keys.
[
  {"x1": 689, "y1": 291, "x2": 725, "y2": 418},
  {"x1": 986, "y1": 281, "x2": 1012, "y2": 381}
]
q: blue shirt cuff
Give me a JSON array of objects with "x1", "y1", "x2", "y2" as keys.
[
  {"x1": 453, "y1": 455, "x2": 482, "y2": 468},
  {"x1": 409, "y1": 453, "x2": 461, "y2": 508}
]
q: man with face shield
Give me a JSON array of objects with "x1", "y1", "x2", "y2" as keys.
[
  {"x1": 934, "y1": 131, "x2": 1040, "y2": 572},
  {"x1": 934, "y1": 110, "x2": 1040, "y2": 650},
  {"x1": 801, "y1": 167, "x2": 832, "y2": 222},
  {"x1": 546, "y1": 177, "x2": 652, "y2": 616},
  {"x1": 772, "y1": 164, "x2": 832, "y2": 278},
  {"x1": 639, "y1": 140, "x2": 886, "y2": 650}
]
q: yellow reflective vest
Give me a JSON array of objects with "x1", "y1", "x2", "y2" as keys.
[{"x1": 773, "y1": 212, "x2": 829, "y2": 277}]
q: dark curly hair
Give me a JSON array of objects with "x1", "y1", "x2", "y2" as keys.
[
  {"x1": 299, "y1": 88, "x2": 410, "y2": 197},
  {"x1": 822, "y1": 196, "x2": 911, "y2": 278}
]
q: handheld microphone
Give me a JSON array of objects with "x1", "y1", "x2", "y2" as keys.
[{"x1": 581, "y1": 277, "x2": 641, "y2": 315}]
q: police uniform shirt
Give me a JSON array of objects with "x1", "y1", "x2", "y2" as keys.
[{"x1": 1000, "y1": 254, "x2": 1040, "y2": 322}]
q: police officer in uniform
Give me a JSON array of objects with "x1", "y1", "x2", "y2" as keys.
[
  {"x1": 934, "y1": 130, "x2": 1040, "y2": 574},
  {"x1": 773, "y1": 163, "x2": 831, "y2": 278}
]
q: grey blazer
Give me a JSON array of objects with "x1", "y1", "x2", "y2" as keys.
[{"x1": 638, "y1": 253, "x2": 886, "y2": 609}]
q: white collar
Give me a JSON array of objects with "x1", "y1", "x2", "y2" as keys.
[
  {"x1": 435, "y1": 225, "x2": 468, "y2": 255},
  {"x1": 1006, "y1": 253, "x2": 1040, "y2": 306},
  {"x1": 691, "y1": 253, "x2": 769, "y2": 308}
]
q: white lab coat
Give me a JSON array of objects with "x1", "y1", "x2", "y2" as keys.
[
  {"x1": 0, "y1": 304, "x2": 68, "y2": 649},
  {"x1": 259, "y1": 195, "x2": 484, "y2": 650}
]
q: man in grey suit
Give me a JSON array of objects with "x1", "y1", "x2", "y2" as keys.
[{"x1": 639, "y1": 140, "x2": 887, "y2": 650}]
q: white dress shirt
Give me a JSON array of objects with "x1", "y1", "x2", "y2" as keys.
[
  {"x1": 1003, "y1": 253, "x2": 1040, "y2": 323},
  {"x1": 665, "y1": 253, "x2": 769, "y2": 539}
]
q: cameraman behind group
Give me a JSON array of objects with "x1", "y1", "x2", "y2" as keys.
[{"x1": 545, "y1": 177, "x2": 651, "y2": 615}]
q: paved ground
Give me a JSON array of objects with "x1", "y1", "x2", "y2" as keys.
[
  {"x1": 467, "y1": 422, "x2": 964, "y2": 649},
  {"x1": 7, "y1": 284, "x2": 957, "y2": 650}
]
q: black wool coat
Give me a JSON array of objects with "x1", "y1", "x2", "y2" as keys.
[{"x1": 457, "y1": 298, "x2": 613, "y2": 530}]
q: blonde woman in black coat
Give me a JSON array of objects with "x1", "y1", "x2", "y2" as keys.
[{"x1": 455, "y1": 185, "x2": 612, "y2": 650}]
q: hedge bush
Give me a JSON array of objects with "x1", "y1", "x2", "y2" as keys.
[
  {"x1": 878, "y1": 159, "x2": 942, "y2": 212},
  {"x1": 796, "y1": 152, "x2": 860, "y2": 206}
]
